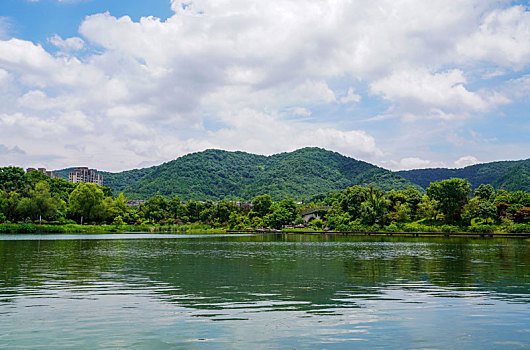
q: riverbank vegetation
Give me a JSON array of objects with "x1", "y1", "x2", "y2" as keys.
[{"x1": 1, "y1": 166, "x2": 529, "y2": 234}]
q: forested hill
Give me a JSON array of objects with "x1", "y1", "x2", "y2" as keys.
[
  {"x1": 64, "y1": 148, "x2": 419, "y2": 201},
  {"x1": 397, "y1": 158, "x2": 530, "y2": 192}
]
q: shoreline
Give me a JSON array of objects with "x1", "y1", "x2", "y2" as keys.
[{"x1": 226, "y1": 229, "x2": 530, "y2": 238}]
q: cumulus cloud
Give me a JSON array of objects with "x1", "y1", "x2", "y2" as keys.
[
  {"x1": 49, "y1": 34, "x2": 85, "y2": 52},
  {"x1": 0, "y1": 17, "x2": 11, "y2": 40},
  {"x1": 457, "y1": 6, "x2": 530, "y2": 69},
  {"x1": 340, "y1": 88, "x2": 361, "y2": 104},
  {"x1": 371, "y1": 68, "x2": 510, "y2": 118},
  {"x1": 0, "y1": 0, "x2": 528, "y2": 170},
  {"x1": 397, "y1": 157, "x2": 437, "y2": 170},
  {"x1": 454, "y1": 156, "x2": 480, "y2": 168},
  {"x1": 0, "y1": 144, "x2": 25, "y2": 156},
  {"x1": 292, "y1": 107, "x2": 311, "y2": 117}
]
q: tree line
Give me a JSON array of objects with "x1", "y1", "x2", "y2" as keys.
[{"x1": 1, "y1": 166, "x2": 529, "y2": 232}]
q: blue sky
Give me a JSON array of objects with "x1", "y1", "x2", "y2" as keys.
[{"x1": 0, "y1": 0, "x2": 529, "y2": 171}]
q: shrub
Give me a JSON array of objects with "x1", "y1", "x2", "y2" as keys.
[
  {"x1": 440, "y1": 225, "x2": 460, "y2": 233},
  {"x1": 467, "y1": 225, "x2": 495, "y2": 233},
  {"x1": 385, "y1": 223, "x2": 401, "y2": 232},
  {"x1": 0, "y1": 223, "x2": 13, "y2": 233},
  {"x1": 309, "y1": 219, "x2": 324, "y2": 230},
  {"x1": 506, "y1": 224, "x2": 530, "y2": 233},
  {"x1": 16, "y1": 223, "x2": 37, "y2": 233}
]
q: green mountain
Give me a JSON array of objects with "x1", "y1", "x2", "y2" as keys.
[
  {"x1": 55, "y1": 148, "x2": 419, "y2": 201},
  {"x1": 397, "y1": 159, "x2": 530, "y2": 191}
]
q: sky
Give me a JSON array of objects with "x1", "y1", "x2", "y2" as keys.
[{"x1": 0, "y1": 0, "x2": 529, "y2": 172}]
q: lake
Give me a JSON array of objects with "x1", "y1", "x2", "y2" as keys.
[{"x1": 1, "y1": 233, "x2": 529, "y2": 349}]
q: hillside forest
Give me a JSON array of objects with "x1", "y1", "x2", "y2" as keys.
[{"x1": 1, "y1": 166, "x2": 529, "y2": 234}]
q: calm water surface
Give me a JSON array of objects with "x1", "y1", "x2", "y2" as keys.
[{"x1": 0, "y1": 233, "x2": 529, "y2": 349}]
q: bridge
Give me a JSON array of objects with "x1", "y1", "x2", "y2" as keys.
[{"x1": 299, "y1": 206, "x2": 331, "y2": 223}]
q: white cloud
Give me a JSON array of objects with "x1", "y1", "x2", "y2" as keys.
[
  {"x1": 292, "y1": 107, "x2": 311, "y2": 117},
  {"x1": 0, "y1": 144, "x2": 25, "y2": 156},
  {"x1": 340, "y1": 88, "x2": 361, "y2": 104},
  {"x1": 0, "y1": 68, "x2": 11, "y2": 92},
  {"x1": 456, "y1": 6, "x2": 530, "y2": 69},
  {"x1": 0, "y1": 17, "x2": 11, "y2": 40},
  {"x1": 202, "y1": 108, "x2": 383, "y2": 159},
  {"x1": 398, "y1": 157, "x2": 435, "y2": 170},
  {"x1": 371, "y1": 68, "x2": 510, "y2": 116},
  {"x1": 0, "y1": 0, "x2": 528, "y2": 170},
  {"x1": 454, "y1": 155, "x2": 480, "y2": 168},
  {"x1": 49, "y1": 34, "x2": 85, "y2": 52}
]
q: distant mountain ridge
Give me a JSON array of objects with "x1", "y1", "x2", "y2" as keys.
[
  {"x1": 397, "y1": 158, "x2": 530, "y2": 192},
  {"x1": 53, "y1": 149, "x2": 529, "y2": 200},
  {"x1": 56, "y1": 148, "x2": 419, "y2": 200}
]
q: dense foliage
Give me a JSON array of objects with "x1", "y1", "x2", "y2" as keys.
[
  {"x1": 398, "y1": 158, "x2": 530, "y2": 191},
  {"x1": 3, "y1": 164, "x2": 529, "y2": 234},
  {"x1": 54, "y1": 149, "x2": 529, "y2": 202},
  {"x1": 54, "y1": 148, "x2": 419, "y2": 201}
]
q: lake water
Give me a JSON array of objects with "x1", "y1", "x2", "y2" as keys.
[{"x1": 1, "y1": 233, "x2": 529, "y2": 349}]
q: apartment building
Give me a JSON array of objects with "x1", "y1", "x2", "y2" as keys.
[
  {"x1": 68, "y1": 167, "x2": 103, "y2": 186},
  {"x1": 26, "y1": 167, "x2": 58, "y2": 179}
]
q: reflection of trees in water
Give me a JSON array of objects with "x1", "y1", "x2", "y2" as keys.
[{"x1": 0, "y1": 236, "x2": 529, "y2": 310}]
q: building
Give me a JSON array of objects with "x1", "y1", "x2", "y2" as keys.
[
  {"x1": 126, "y1": 200, "x2": 147, "y2": 207},
  {"x1": 26, "y1": 167, "x2": 58, "y2": 179},
  {"x1": 68, "y1": 167, "x2": 103, "y2": 186}
]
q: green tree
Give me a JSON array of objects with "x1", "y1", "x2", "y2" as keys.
[
  {"x1": 252, "y1": 195, "x2": 272, "y2": 217},
  {"x1": 168, "y1": 197, "x2": 187, "y2": 221},
  {"x1": 143, "y1": 195, "x2": 168, "y2": 222},
  {"x1": 404, "y1": 186, "x2": 423, "y2": 218},
  {"x1": 340, "y1": 186, "x2": 366, "y2": 219},
  {"x1": 17, "y1": 181, "x2": 62, "y2": 221},
  {"x1": 279, "y1": 198, "x2": 298, "y2": 223},
  {"x1": 186, "y1": 200, "x2": 202, "y2": 222},
  {"x1": 426, "y1": 178, "x2": 471, "y2": 223},
  {"x1": 360, "y1": 185, "x2": 389, "y2": 225},
  {"x1": 0, "y1": 167, "x2": 28, "y2": 192},
  {"x1": 68, "y1": 183, "x2": 106, "y2": 223},
  {"x1": 461, "y1": 197, "x2": 480, "y2": 225},
  {"x1": 478, "y1": 200, "x2": 497, "y2": 221},
  {"x1": 112, "y1": 215, "x2": 125, "y2": 227},
  {"x1": 213, "y1": 201, "x2": 237, "y2": 223},
  {"x1": 264, "y1": 203, "x2": 293, "y2": 229},
  {"x1": 390, "y1": 203, "x2": 411, "y2": 223},
  {"x1": 228, "y1": 211, "x2": 248, "y2": 230},
  {"x1": 474, "y1": 184, "x2": 495, "y2": 201},
  {"x1": 418, "y1": 195, "x2": 439, "y2": 226}
]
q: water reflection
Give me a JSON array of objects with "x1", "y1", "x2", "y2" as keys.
[{"x1": 0, "y1": 234, "x2": 529, "y2": 349}]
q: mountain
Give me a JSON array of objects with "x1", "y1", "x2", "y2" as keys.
[
  {"x1": 55, "y1": 148, "x2": 419, "y2": 201},
  {"x1": 54, "y1": 149, "x2": 529, "y2": 200},
  {"x1": 397, "y1": 158, "x2": 530, "y2": 191}
]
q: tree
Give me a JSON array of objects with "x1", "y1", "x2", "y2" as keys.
[
  {"x1": 404, "y1": 186, "x2": 423, "y2": 218},
  {"x1": 0, "y1": 167, "x2": 28, "y2": 192},
  {"x1": 264, "y1": 204, "x2": 292, "y2": 229},
  {"x1": 168, "y1": 197, "x2": 187, "y2": 221},
  {"x1": 478, "y1": 200, "x2": 497, "y2": 222},
  {"x1": 340, "y1": 186, "x2": 366, "y2": 219},
  {"x1": 68, "y1": 183, "x2": 106, "y2": 223},
  {"x1": 17, "y1": 181, "x2": 62, "y2": 221},
  {"x1": 461, "y1": 197, "x2": 479, "y2": 225},
  {"x1": 186, "y1": 200, "x2": 202, "y2": 222},
  {"x1": 426, "y1": 178, "x2": 471, "y2": 223},
  {"x1": 0, "y1": 190, "x2": 21, "y2": 222},
  {"x1": 474, "y1": 184, "x2": 495, "y2": 201},
  {"x1": 279, "y1": 198, "x2": 298, "y2": 223},
  {"x1": 390, "y1": 203, "x2": 411, "y2": 223},
  {"x1": 143, "y1": 195, "x2": 168, "y2": 222},
  {"x1": 252, "y1": 194, "x2": 272, "y2": 217},
  {"x1": 418, "y1": 195, "x2": 439, "y2": 226},
  {"x1": 360, "y1": 185, "x2": 389, "y2": 225}
]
